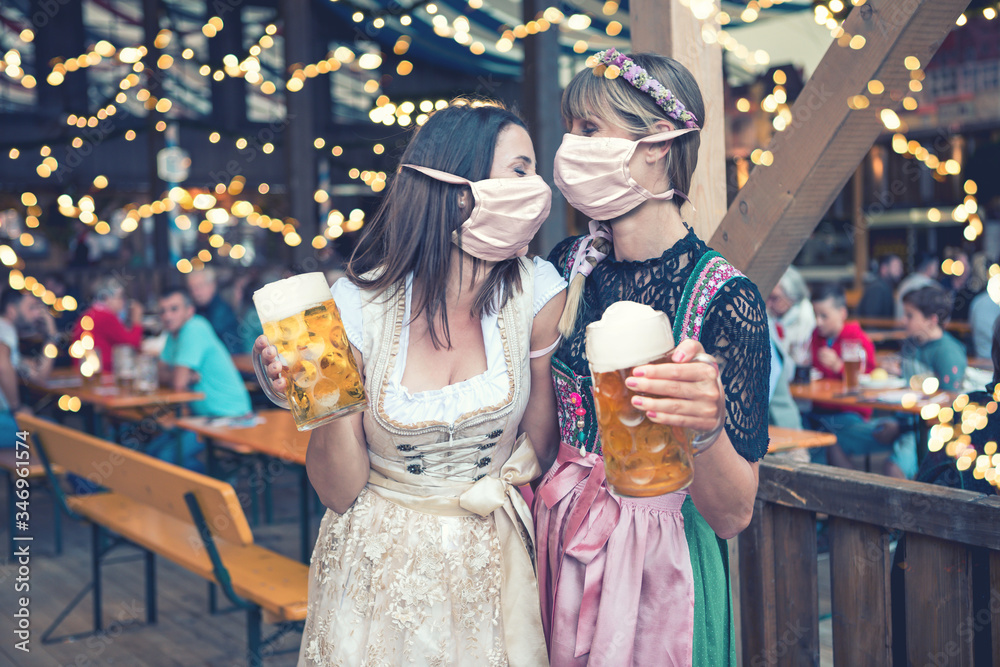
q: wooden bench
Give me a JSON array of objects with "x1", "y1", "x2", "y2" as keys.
[
  {"x1": 739, "y1": 457, "x2": 1000, "y2": 665},
  {"x1": 19, "y1": 414, "x2": 309, "y2": 665}
]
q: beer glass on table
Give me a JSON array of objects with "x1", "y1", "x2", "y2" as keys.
[
  {"x1": 252, "y1": 272, "x2": 366, "y2": 431},
  {"x1": 841, "y1": 341, "x2": 865, "y2": 393},
  {"x1": 113, "y1": 345, "x2": 136, "y2": 390},
  {"x1": 586, "y1": 301, "x2": 718, "y2": 497},
  {"x1": 134, "y1": 354, "x2": 159, "y2": 393}
]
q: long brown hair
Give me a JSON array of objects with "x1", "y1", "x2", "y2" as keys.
[{"x1": 348, "y1": 101, "x2": 526, "y2": 349}]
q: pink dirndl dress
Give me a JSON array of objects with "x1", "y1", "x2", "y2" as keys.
[{"x1": 534, "y1": 247, "x2": 745, "y2": 667}]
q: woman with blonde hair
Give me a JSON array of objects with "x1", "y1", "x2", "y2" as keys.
[{"x1": 534, "y1": 50, "x2": 769, "y2": 666}]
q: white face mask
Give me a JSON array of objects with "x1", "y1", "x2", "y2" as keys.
[
  {"x1": 553, "y1": 128, "x2": 697, "y2": 220},
  {"x1": 402, "y1": 164, "x2": 552, "y2": 262}
]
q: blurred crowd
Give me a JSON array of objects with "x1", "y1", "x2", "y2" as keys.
[{"x1": 766, "y1": 248, "x2": 998, "y2": 493}]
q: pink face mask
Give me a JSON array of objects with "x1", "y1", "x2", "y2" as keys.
[
  {"x1": 402, "y1": 164, "x2": 552, "y2": 262},
  {"x1": 553, "y1": 128, "x2": 697, "y2": 221}
]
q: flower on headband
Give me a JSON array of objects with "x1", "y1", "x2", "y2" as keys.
[{"x1": 586, "y1": 48, "x2": 700, "y2": 129}]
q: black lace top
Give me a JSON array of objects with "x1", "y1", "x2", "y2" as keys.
[{"x1": 548, "y1": 228, "x2": 771, "y2": 463}]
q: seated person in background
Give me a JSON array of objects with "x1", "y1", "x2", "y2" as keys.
[
  {"x1": 236, "y1": 276, "x2": 268, "y2": 355},
  {"x1": 896, "y1": 253, "x2": 940, "y2": 319},
  {"x1": 766, "y1": 265, "x2": 815, "y2": 362},
  {"x1": 1, "y1": 289, "x2": 55, "y2": 439},
  {"x1": 968, "y1": 286, "x2": 999, "y2": 361},
  {"x1": 803, "y1": 284, "x2": 907, "y2": 477},
  {"x1": 939, "y1": 247, "x2": 976, "y2": 322},
  {"x1": 899, "y1": 285, "x2": 967, "y2": 390},
  {"x1": 810, "y1": 283, "x2": 877, "y2": 380},
  {"x1": 768, "y1": 316, "x2": 802, "y2": 430},
  {"x1": 154, "y1": 287, "x2": 251, "y2": 470},
  {"x1": 914, "y1": 316, "x2": 1000, "y2": 495},
  {"x1": 857, "y1": 254, "x2": 903, "y2": 319},
  {"x1": 877, "y1": 285, "x2": 968, "y2": 479},
  {"x1": 767, "y1": 316, "x2": 808, "y2": 463},
  {"x1": 186, "y1": 267, "x2": 241, "y2": 354},
  {"x1": 71, "y1": 276, "x2": 143, "y2": 374}
]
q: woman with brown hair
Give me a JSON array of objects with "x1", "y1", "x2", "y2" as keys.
[
  {"x1": 534, "y1": 51, "x2": 769, "y2": 666},
  {"x1": 259, "y1": 101, "x2": 565, "y2": 665}
]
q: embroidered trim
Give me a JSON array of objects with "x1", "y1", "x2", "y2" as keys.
[{"x1": 674, "y1": 250, "x2": 745, "y2": 343}]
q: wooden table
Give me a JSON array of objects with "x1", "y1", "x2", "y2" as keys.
[
  {"x1": 789, "y1": 378, "x2": 958, "y2": 466},
  {"x1": 24, "y1": 370, "x2": 204, "y2": 438},
  {"x1": 867, "y1": 329, "x2": 909, "y2": 344},
  {"x1": 176, "y1": 410, "x2": 313, "y2": 562},
  {"x1": 857, "y1": 317, "x2": 970, "y2": 335},
  {"x1": 875, "y1": 350, "x2": 992, "y2": 373},
  {"x1": 789, "y1": 378, "x2": 955, "y2": 415},
  {"x1": 767, "y1": 426, "x2": 836, "y2": 453}
]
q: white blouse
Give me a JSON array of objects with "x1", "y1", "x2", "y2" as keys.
[{"x1": 331, "y1": 256, "x2": 566, "y2": 425}]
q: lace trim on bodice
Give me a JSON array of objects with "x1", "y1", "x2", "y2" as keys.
[
  {"x1": 548, "y1": 228, "x2": 771, "y2": 462},
  {"x1": 367, "y1": 281, "x2": 520, "y2": 434}
]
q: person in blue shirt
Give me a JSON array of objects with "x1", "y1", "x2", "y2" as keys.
[
  {"x1": 153, "y1": 287, "x2": 251, "y2": 470},
  {"x1": 186, "y1": 267, "x2": 241, "y2": 354}
]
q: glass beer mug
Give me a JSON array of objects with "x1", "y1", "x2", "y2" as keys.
[
  {"x1": 252, "y1": 272, "x2": 366, "y2": 431},
  {"x1": 586, "y1": 301, "x2": 718, "y2": 497}
]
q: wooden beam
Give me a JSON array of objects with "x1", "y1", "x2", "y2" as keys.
[
  {"x1": 630, "y1": 0, "x2": 727, "y2": 243},
  {"x1": 710, "y1": 0, "x2": 970, "y2": 295}
]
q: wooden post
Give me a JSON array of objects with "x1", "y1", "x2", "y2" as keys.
[
  {"x1": 709, "y1": 0, "x2": 970, "y2": 296},
  {"x1": 208, "y1": 5, "x2": 247, "y2": 133},
  {"x1": 523, "y1": 0, "x2": 568, "y2": 257},
  {"x1": 853, "y1": 164, "x2": 868, "y2": 294},
  {"x1": 829, "y1": 518, "x2": 893, "y2": 665},
  {"x1": 282, "y1": 0, "x2": 319, "y2": 262},
  {"x1": 630, "y1": 0, "x2": 727, "y2": 243},
  {"x1": 143, "y1": 0, "x2": 170, "y2": 268}
]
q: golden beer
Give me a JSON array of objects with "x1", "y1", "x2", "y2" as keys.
[
  {"x1": 586, "y1": 301, "x2": 699, "y2": 497},
  {"x1": 592, "y1": 353, "x2": 695, "y2": 497},
  {"x1": 255, "y1": 274, "x2": 366, "y2": 430}
]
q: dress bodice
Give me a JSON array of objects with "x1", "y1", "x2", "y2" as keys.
[
  {"x1": 547, "y1": 228, "x2": 771, "y2": 462},
  {"x1": 358, "y1": 258, "x2": 537, "y2": 486}
]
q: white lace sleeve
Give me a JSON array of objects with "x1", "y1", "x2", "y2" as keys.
[
  {"x1": 532, "y1": 256, "x2": 567, "y2": 317},
  {"x1": 330, "y1": 277, "x2": 363, "y2": 351}
]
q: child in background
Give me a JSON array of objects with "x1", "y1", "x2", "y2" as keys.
[{"x1": 803, "y1": 284, "x2": 907, "y2": 477}]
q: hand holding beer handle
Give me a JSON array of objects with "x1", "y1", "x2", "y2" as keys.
[
  {"x1": 627, "y1": 340, "x2": 725, "y2": 453},
  {"x1": 252, "y1": 334, "x2": 291, "y2": 409}
]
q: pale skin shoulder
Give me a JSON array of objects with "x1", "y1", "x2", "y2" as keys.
[{"x1": 521, "y1": 289, "x2": 566, "y2": 473}]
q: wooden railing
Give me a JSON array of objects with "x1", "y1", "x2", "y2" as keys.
[{"x1": 739, "y1": 459, "x2": 1000, "y2": 667}]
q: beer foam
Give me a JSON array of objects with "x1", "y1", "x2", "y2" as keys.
[
  {"x1": 585, "y1": 301, "x2": 675, "y2": 373},
  {"x1": 253, "y1": 272, "x2": 332, "y2": 323}
]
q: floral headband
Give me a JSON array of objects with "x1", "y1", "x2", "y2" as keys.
[{"x1": 586, "y1": 48, "x2": 700, "y2": 129}]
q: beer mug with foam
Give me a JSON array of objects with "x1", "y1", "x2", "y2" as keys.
[
  {"x1": 252, "y1": 273, "x2": 366, "y2": 430},
  {"x1": 586, "y1": 301, "x2": 717, "y2": 497}
]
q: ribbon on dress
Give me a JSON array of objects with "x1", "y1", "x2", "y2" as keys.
[
  {"x1": 538, "y1": 441, "x2": 623, "y2": 658},
  {"x1": 367, "y1": 434, "x2": 548, "y2": 667}
]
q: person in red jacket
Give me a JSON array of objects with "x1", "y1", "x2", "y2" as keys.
[
  {"x1": 804, "y1": 284, "x2": 908, "y2": 478},
  {"x1": 72, "y1": 277, "x2": 144, "y2": 375},
  {"x1": 810, "y1": 283, "x2": 876, "y2": 384}
]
